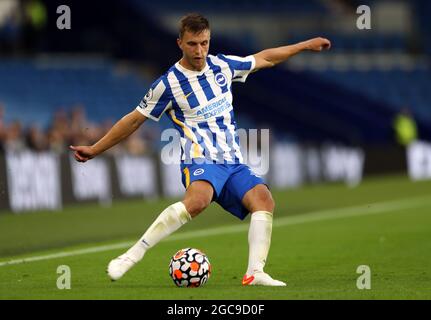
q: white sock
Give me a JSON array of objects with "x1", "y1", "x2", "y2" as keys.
[
  {"x1": 246, "y1": 211, "x2": 273, "y2": 276},
  {"x1": 126, "y1": 202, "x2": 191, "y2": 262}
]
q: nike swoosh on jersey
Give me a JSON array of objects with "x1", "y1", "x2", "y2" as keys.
[{"x1": 184, "y1": 92, "x2": 193, "y2": 99}]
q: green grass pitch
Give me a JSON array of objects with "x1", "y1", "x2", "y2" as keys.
[{"x1": 0, "y1": 175, "x2": 430, "y2": 299}]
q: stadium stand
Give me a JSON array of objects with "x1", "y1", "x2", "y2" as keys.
[{"x1": 0, "y1": 58, "x2": 149, "y2": 126}]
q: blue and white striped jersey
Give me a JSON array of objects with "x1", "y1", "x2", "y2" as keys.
[{"x1": 136, "y1": 54, "x2": 256, "y2": 164}]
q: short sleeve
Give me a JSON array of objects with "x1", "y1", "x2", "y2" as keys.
[
  {"x1": 217, "y1": 54, "x2": 256, "y2": 83},
  {"x1": 136, "y1": 77, "x2": 172, "y2": 121}
]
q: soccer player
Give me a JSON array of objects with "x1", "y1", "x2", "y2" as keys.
[{"x1": 70, "y1": 13, "x2": 330, "y2": 286}]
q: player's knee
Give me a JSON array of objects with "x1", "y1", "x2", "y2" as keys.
[
  {"x1": 263, "y1": 196, "x2": 275, "y2": 213},
  {"x1": 254, "y1": 193, "x2": 275, "y2": 213},
  {"x1": 184, "y1": 197, "x2": 210, "y2": 217}
]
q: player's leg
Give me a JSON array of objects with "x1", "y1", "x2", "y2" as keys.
[
  {"x1": 242, "y1": 184, "x2": 286, "y2": 286},
  {"x1": 182, "y1": 180, "x2": 214, "y2": 218},
  {"x1": 107, "y1": 181, "x2": 213, "y2": 281},
  {"x1": 242, "y1": 183, "x2": 275, "y2": 213}
]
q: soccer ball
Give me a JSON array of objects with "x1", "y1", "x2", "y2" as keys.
[{"x1": 169, "y1": 248, "x2": 211, "y2": 287}]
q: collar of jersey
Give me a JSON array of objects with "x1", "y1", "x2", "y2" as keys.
[{"x1": 175, "y1": 59, "x2": 210, "y2": 76}]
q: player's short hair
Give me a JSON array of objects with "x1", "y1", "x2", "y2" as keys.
[{"x1": 179, "y1": 13, "x2": 210, "y2": 39}]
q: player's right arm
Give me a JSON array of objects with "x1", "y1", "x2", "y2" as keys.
[
  {"x1": 71, "y1": 75, "x2": 171, "y2": 163},
  {"x1": 70, "y1": 109, "x2": 147, "y2": 162}
]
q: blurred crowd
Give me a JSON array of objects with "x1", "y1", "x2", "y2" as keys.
[
  {"x1": 0, "y1": 103, "x2": 159, "y2": 156},
  {"x1": 0, "y1": 0, "x2": 47, "y2": 54}
]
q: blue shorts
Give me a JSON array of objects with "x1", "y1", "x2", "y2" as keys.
[{"x1": 180, "y1": 161, "x2": 266, "y2": 220}]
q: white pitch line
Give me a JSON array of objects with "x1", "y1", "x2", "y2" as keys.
[{"x1": 0, "y1": 195, "x2": 430, "y2": 267}]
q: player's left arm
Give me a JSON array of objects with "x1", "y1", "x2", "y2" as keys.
[{"x1": 253, "y1": 37, "x2": 331, "y2": 71}]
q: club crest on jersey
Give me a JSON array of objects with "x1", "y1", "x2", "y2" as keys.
[
  {"x1": 193, "y1": 168, "x2": 205, "y2": 176},
  {"x1": 214, "y1": 72, "x2": 227, "y2": 87}
]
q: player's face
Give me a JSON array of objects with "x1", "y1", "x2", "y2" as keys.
[{"x1": 178, "y1": 29, "x2": 210, "y2": 71}]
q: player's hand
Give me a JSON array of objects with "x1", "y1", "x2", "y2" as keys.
[
  {"x1": 305, "y1": 37, "x2": 331, "y2": 51},
  {"x1": 69, "y1": 145, "x2": 96, "y2": 163}
]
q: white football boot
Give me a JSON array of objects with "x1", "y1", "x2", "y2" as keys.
[
  {"x1": 107, "y1": 253, "x2": 137, "y2": 281},
  {"x1": 242, "y1": 271, "x2": 286, "y2": 286}
]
